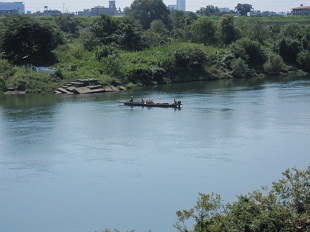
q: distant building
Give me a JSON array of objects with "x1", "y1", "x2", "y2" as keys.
[
  {"x1": 249, "y1": 10, "x2": 276, "y2": 16},
  {"x1": 78, "y1": 0, "x2": 119, "y2": 16},
  {"x1": 292, "y1": 5, "x2": 310, "y2": 16},
  {"x1": 90, "y1": 5, "x2": 116, "y2": 16},
  {"x1": 43, "y1": 9, "x2": 62, "y2": 16},
  {"x1": 0, "y1": 8, "x2": 18, "y2": 15},
  {"x1": 177, "y1": 0, "x2": 185, "y2": 11},
  {"x1": 219, "y1": 8, "x2": 230, "y2": 13},
  {"x1": 0, "y1": 1, "x2": 25, "y2": 14},
  {"x1": 168, "y1": 5, "x2": 177, "y2": 11},
  {"x1": 77, "y1": 9, "x2": 91, "y2": 17}
]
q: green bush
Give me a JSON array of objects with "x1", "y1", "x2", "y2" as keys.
[
  {"x1": 94, "y1": 45, "x2": 119, "y2": 61},
  {"x1": 173, "y1": 46, "x2": 208, "y2": 70},
  {"x1": 102, "y1": 53, "x2": 122, "y2": 76},
  {"x1": 278, "y1": 38, "x2": 302, "y2": 64},
  {"x1": 231, "y1": 57, "x2": 249, "y2": 78},
  {"x1": 264, "y1": 52, "x2": 287, "y2": 73},
  {"x1": 230, "y1": 38, "x2": 266, "y2": 66},
  {"x1": 297, "y1": 50, "x2": 310, "y2": 72},
  {"x1": 0, "y1": 77, "x2": 5, "y2": 91}
]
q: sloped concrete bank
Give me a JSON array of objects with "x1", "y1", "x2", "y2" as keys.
[{"x1": 54, "y1": 79, "x2": 126, "y2": 94}]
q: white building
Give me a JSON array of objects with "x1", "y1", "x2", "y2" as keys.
[
  {"x1": 177, "y1": 0, "x2": 185, "y2": 11},
  {"x1": 0, "y1": 1, "x2": 25, "y2": 14},
  {"x1": 292, "y1": 5, "x2": 310, "y2": 16},
  {"x1": 219, "y1": 8, "x2": 230, "y2": 13}
]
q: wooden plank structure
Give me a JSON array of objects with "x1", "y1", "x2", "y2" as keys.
[{"x1": 54, "y1": 79, "x2": 126, "y2": 95}]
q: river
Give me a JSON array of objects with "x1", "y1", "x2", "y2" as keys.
[{"x1": 0, "y1": 76, "x2": 310, "y2": 232}]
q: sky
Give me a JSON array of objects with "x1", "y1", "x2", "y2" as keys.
[{"x1": 11, "y1": 0, "x2": 310, "y2": 13}]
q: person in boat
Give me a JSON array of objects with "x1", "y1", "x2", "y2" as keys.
[
  {"x1": 147, "y1": 99, "x2": 153, "y2": 104},
  {"x1": 174, "y1": 99, "x2": 177, "y2": 105},
  {"x1": 130, "y1": 95, "x2": 133, "y2": 102},
  {"x1": 141, "y1": 99, "x2": 145, "y2": 104}
]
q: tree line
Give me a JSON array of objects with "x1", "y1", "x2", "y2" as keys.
[{"x1": 0, "y1": 0, "x2": 309, "y2": 92}]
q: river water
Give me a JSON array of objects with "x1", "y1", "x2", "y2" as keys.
[{"x1": 0, "y1": 76, "x2": 310, "y2": 232}]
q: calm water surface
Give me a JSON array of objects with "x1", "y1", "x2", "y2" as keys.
[{"x1": 0, "y1": 76, "x2": 310, "y2": 232}]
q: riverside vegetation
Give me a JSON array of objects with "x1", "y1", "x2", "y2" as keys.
[
  {"x1": 0, "y1": 1, "x2": 310, "y2": 93},
  {"x1": 100, "y1": 166, "x2": 310, "y2": 232},
  {"x1": 0, "y1": 1, "x2": 309, "y2": 231}
]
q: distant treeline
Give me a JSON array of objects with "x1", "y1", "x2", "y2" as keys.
[{"x1": 0, "y1": 0, "x2": 309, "y2": 93}]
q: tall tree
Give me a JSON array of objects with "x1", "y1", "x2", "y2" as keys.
[
  {"x1": 235, "y1": 3, "x2": 253, "y2": 16},
  {"x1": 247, "y1": 19, "x2": 269, "y2": 43},
  {"x1": 0, "y1": 15, "x2": 63, "y2": 65},
  {"x1": 196, "y1": 5, "x2": 220, "y2": 16},
  {"x1": 55, "y1": 15, "x2": 79, "y2": 37},
  {"x1": 278, "y1": 38, "x2": 302, "y2": 63},
  {"x1": 218, "y1": 14, "x2": 240, "y2": 45},
  {"x1": 118, "y1": 23, "x2": 144, "y2": 51},
  {"x1": 90, "y1": 14, "x2": 119, "y2": 44},
  {"x1": 83, "y1": 14, "x2": 119, "y2": 50},
  {"x1": 124, "y1": 0, "x2": 171, "y2": 30},
  {"x1": 149, "y1": 20, "x2": 168, "y2": 35},
  {"x1": 191, "y1": 16, "x2": 216, "y2": 45}
]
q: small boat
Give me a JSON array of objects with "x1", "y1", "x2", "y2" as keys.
[{"x1": 123, "y1": 101, "x2": 182, "y2": 108}]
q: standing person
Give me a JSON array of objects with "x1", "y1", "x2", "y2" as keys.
[{"x1": 130, "y1": 95, "x2": 134, "y2": 102}]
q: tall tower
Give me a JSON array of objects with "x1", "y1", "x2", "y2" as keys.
[
  {"x1": 109, "y1": 0, "x2": 116, "y2": 9},
  {"x1": 177, "y1": 0, "x2": 185, "y2": 11}
]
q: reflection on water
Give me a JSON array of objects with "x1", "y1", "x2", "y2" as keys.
[{"x1": 0, "y1": 75, "x2": 310, "y2": 232}]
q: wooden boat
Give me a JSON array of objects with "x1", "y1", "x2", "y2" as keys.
[{"x1": 123, "y1": 101, "x2": 182, "y2": 108}]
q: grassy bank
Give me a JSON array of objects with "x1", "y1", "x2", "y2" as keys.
[{"x1": 0, "y1": 15, "x2": 309, "y2": 94}]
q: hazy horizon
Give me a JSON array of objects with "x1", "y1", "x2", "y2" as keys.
[{"x1": 8, "y1": 0, "x2": 310, "y2": 13}]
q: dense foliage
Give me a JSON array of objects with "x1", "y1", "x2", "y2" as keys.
[
  {"x1": 235, "y1": 3, "x2": 253, "y2": 16},
  {"x1": 0, "y1": 4, "x2": 309, "y2": 93},
  {"x1": 0, "y1": 15, "x2": 63, "y2": 65},
  {"x1": 124, "y1": 0, "x2": 171, "y2": 30},
  {"x1": 175, "y1": 166, "x2": 310, "y2": 232}
]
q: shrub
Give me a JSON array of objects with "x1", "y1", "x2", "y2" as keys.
[
  {"x1": 278, "y1": 38, "x2": 302, "y2": 64},
  {"x1": 95, "y1": 45, "x2": 119, "y2": 61},
  {"x1": 264, "y1": 52, "x2": 287, "y2": 73},
  {"x1": 142, "y1": 30, "x2": 168, "y2": 48},
  {"x1": 173, "y1": 46, "x2": 208, "y2": 70},
  {"x1": 175, "y1": 166, "x2": 310, "y2": 232},
  {"x1": 0, "y1": 77, "x2": 5, "y2": 91},
  {"x1": 102, "y1": 53, "x2": 121, "y2": 76},
  {"x1": 297, "y1": 50, "x2": 310, "y2": 72},
  {"x1": 231, "y1": 57, "x2": 249, "y2": 78},
  {"x1": 69, "y1": 44, "x2": 85, "y2": 59},
  {"x1": 230, "y1": 38, "x2": 266, "y2": 66}
]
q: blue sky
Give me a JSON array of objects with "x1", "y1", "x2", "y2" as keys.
[{"x1": 17, "y1": 0, "x2": 309, "y2": 13}]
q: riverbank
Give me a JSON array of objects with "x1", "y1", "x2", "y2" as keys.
[
  {"x1": 1, "y1": 15, "x2": 309, "y2": 94},
  {"x1": 1, "y1": 69, "x2": 308, "y2": 95}
]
